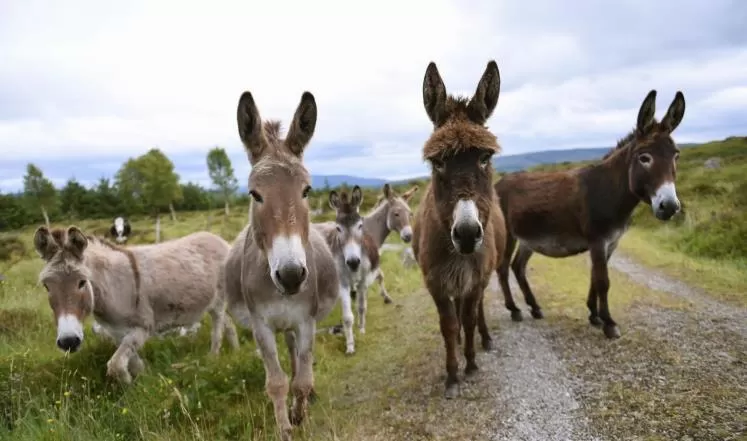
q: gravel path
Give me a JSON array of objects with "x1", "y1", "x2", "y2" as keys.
[{"x1": 380, "y1": 244, "x2": 598, "y2": 441}]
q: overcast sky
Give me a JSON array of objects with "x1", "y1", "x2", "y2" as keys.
[{"x1": 1, "y1": 0, "x2": 746, "y2": 192}]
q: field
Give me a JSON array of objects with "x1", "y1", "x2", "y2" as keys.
[{"x1": 0, "y1": 138, "x2": 745, "y2": 441}]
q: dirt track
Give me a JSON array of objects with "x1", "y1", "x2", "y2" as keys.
[{"x1": 379, "y1": 245, "x2": 747, "y2": 441}]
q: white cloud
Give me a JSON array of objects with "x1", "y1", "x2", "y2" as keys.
[{"x1": 1, "y1": 0, "x2": 746, "y2": 190}]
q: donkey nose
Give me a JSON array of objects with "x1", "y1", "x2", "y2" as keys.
[
  {"x1": 401, "y1": 232, "x2": 412, "y2": 243},
  {"x1": 656, "y1": 199, "x2": 680, "y2": 220},
  {"x1": 346, "y1": 257, "x2": 361, "y2": 271},
  {"x1": 57, "y1": 336, "x2": 81, "y2": 353},
  {"x1": 275, "y1": 264, "x2": 307, "y2": 295},
  {"x1": 451, "y1": 222, "x2": 484, "y2": 254}
]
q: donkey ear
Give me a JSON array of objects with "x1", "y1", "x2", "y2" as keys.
[
  {"x1": 328, "y1": 190, "x2": 340, "y2": 210},
  {"x1": 33, "y1": 226, "x2": 58, "y2": 260},
  {"x1": 286, "y1": 91, "x2": 317, "y2": 157},
  {"x1": 636, "y1": 90, "x2": 657, "y2": 135},
  {"x1": 350, "y1": 185, "x2": 363, "y2": 208},
  {"x1": 402, "y1": 185, "x2": 419, "y2": 201},
  {"x1": 423, "y1": 62, "x2": 448, "y2": 126},
  {"x1": 382, "y1": 183, "x2": 393, "y2": 200},
  {"x1": 661, "y1": 91, "x2": 685, "y2": 133},
  {"x1": 237, "y1": 91, "x2": 265, "y2": 164},
  {"x1": 467, "y1": 60, "x2": 501, "y2": 125},
  {"x1": 66, "y1": 226, "x2": 88, "y2": 259}
]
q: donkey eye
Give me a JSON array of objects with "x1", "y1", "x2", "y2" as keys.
[
  {"x1": 78, "y1": 280, "x2": 87, "y2": 290},
  {"x1": 638, "y1": 153, "x2": 653, "y2": 166},
  {"x1": 479, "y1": 154, "x2": 492, "y2": 167},
  {"x1": 249, "y1": 190, "x2": 263, "y2": 203},
  {"x1": 674, "y1": 153, "x2": 680, "y2": 161},
  {"x1": 394, "y1": 212, "x2": 400, "y2": 217},
  {"x1": 430, "y1": 159, "x2": 445, "y2": 173},
  {"x1": 336, "y1": 225, "x2": 343, "y2": 233},
  {"x1": 43, "y1": 283, "x2": 49, "y2": 292},
  {"x1": 302, "y1": 186, "x2": 312, "y2": 198}
]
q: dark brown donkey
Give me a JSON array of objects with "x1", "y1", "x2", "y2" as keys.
[
  {"x1": 495, "y1": 89, "x2": 685, "y2": 339},
  {"x1": 412, "y1": 60, "x2": 507, "y2": 399}
]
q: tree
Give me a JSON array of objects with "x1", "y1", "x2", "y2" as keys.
[
  {"x1": 114, "y1": 158, "x2": 146, "y2": 214},
  {"x1": 206, "y1": 147, "x2": 238, "y2": 217},
  {"x1": 136, "y1": 148, "x2": 182, "y2": 242},
  {"x1": 59, "y1": 178, "x2": 89, "y2": 220},
  {"x1": 22, "y1": 163, "x2": 57, "y2": 226}
]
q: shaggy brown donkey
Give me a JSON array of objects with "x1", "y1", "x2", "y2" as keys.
[
  {"x1": 495, "y1": 89, "x2": 685, "y2": 339},
  {"x1": 412, "y1": 60, "x2": 507, "y2": 399}
]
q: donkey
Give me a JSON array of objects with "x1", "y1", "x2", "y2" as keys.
[
  {"x1": 315, "y1": 186, "x2": 381, "y2": 354},
  {"x1": 109, "y1": 216, "x2": 131, "y2": 244},
  {"x1": 33, "y1": 227, "x2": 239, "y2": 384},
  {"x1": 494, "y1": 89, "x2": 686, "y2": 339},
  {"x1": 412, "y1": 60, "x2": 507, "y2": 399},
  {"x1": 361, "y1": 183, "x2": 418, "y2": 303},
  {"x1": 222, "y1": 90, "x2": 339, "y2": 441}
]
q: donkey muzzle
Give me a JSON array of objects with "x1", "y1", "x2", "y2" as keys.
[
  {"x1": 275, "y1": 263, "x2": 308, "y2": 295},
  {"x1": 400, "y1": 226, "x2": 413, "y2": 243},
  {"x1": 346, "y1": 257, "x2": 361, "y2": 271},
  {"x1": 57, "y1": 335, "x2": 81, "y2": 353},
  {"x1": 451, "y1": 222, "x2": 484, "y2": 255}
]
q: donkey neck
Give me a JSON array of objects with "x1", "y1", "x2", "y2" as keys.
[
  {"x1": 585, "y1": 146, "x2": 641, "y2": 229},
  {"x1": 363, "y1": 202, "x2": 391, "y2": 248},
  {"x1": 84, "y1": 241, "x2": 140, "y2": 318}
]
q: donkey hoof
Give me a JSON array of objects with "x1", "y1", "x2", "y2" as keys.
[
  {"x1": 589, "y1": 316, "x2": 604, "y2": 327},
  {"x1": 531, "y1": 309, "x2": 544, "y2": 319},
  {"x1": 510, "y1": 310, "x2": 523, "y2": 322},
  {"x1": 359, "y1": 327, "x2": 366, "y2": 335},
  {"x1": 444, "y1": 382, "x2": 460, "y2": 399},
  {"x1": 481, "y1": 337, "x2": 494, "y2": 351},
  {"x1": 280, "y1": 427, "x2": 293, "y2": 441},
  {"x1": 384, "y1": 297, "x2": 393, "y2": 305},
  {"x1": 309, "y1": 389, "x2": 320, "y2": 404},
  {"x1": 604, "y1": 324, "x2": 621, "y2": 339},
  {"x1": 345, "y1": 346, "x2": 355, "y2": 355},
  {"x1": 465, "y1": 365, "x2": 479, "y2": 381},
  {"x1": 289, "y1": 407, "x2": 306, "y2": 427}
]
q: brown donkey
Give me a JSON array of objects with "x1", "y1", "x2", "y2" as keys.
[
  {"x1": 412, "y1": 60, "x2": 507, "y2": 399},
  {"x1": 495, "y1": 89, "x2": 685, "y2": 339},
  {"x1": 33, "y1": 227, "x2": 238, "y2": 384},
  {"x1": 222, "y1": 91, "x2": 339, "y2": 441}
]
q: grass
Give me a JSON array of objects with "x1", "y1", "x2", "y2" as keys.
[{"x1": 1, "y1": 137, "x2": 745, "y2": 440}]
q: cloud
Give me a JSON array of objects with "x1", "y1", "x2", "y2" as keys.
[{"x1": 1, "y1": 0, "x2": 746, "y2": 191}]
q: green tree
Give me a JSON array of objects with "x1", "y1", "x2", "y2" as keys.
[
  {"x1": 114, "y1": 158, "x2": 146, "y2": 214},
  {"x1": 136, "y1": 148, "x2": 182, "y2": 242},
  {"x1": 22, "y1": 163, "x2": 57, "y2": 226},
  {"x1": 59, "y1": 178, "x2": 90, "y2": 220},
  {"x1": 206, "y1": 146, "x2": 238, "y2": 216}
]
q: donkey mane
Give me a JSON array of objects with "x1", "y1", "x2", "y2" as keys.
[
  {"x1": 602, "y1": 117, "x2": 663, "y2": 160},
  {"x1": 422, "y1": 96, "x2": 501, "y2": 160},
  {"x1": 41, "y1": 227, "x2": 141, "y2": 292},
  {"x1": 263, "y1": 120, "x2": 284, "y2": 142}
]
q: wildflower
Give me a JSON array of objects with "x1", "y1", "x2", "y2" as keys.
[
  {"x1": 121, "y1": 408, "x2": 129, "y2": 415},
  {"x1": 63, "y1": 391, "x2": 71, "y2": 397},
  {"x1": 47, "y1": 418, "x2": 54, "y2": 424}
]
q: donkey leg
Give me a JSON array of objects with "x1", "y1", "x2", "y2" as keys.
[
  {"x1": 498, "y1": 235, "x2": 523, "y2": 321},
  {"x1": 339, "y1": 284, "x2": 356, "y2": 355},
  {"x1": 290, "y1": 320, "x2": 315, "y2": 426},
  {"x1": 590, "y1": 242, "x2": 620, "y2": 339},
  {"x1": 477, "y1": 293, "x2": 493, "y2": 351},
  {"x1": 375, "y1": 269, "x2": 393, "y2": 304},
  {"x1": 224, "y1": 315, "x2": 240, "y2": 350},
  {"x1": 127, "y1": 353, "x2": 145, "y2": 377},
  {"x1": 461, "y1": 292, "x2": 480, "y2": 380},
  {"x1": 106, "y1": 327, "x2": 148, "y2": 384},
  {"x1": 209, "y1": 308, "x2": 227, "y2": 355},
  {"x1": 586, "y1": 284, "x2": 603, "y2": 327},
  {"x1": 284, "y1": 330, "x2": 298, "y2": 380},
  {"x1": 357, "y1": 281, "x2": 368, "y2": 334},
  {"x1": 253, "y1": 321, "x2": 292, "y2": 440},
  {"x1": 432, "y1": 292, "x2": 460, "y2": 399},
  {"x1": 453, "y1": 297, "x2": 463, "y2": 346},
  {"x1": 511, "y1": 244, "x2": 543, "y2": 319}
]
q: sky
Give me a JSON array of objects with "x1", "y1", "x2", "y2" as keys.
[{"x1": 1, "y1": 0, "x2": 746, "y2": 192}]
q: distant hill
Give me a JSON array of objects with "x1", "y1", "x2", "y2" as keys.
[{"x1": 492, "y1": 147, "x2": 610, "y2": 172}]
